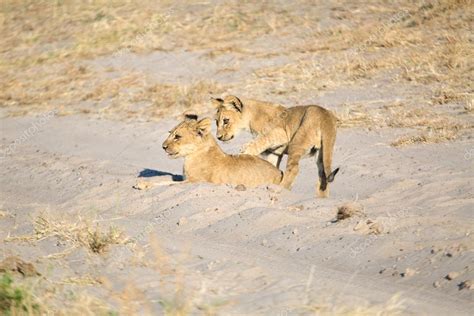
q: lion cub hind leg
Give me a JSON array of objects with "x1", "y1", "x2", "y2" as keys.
[
  {"x1": 281, "y1": 120, "x2": 319, "y2": 189},
  {"x1": 280, "y1": 131, "x2": 314, "y2": 189},
  {"x1": 316, "y1": 130, "x2": 338, "y2": 197},
  {"x1": 316, "y1": 147, "x2": 339, "y2": 197},
  {"x1": 280, "y1": 146, "x2": 305, "y2": 189}
]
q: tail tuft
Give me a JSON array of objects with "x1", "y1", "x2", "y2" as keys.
[{"x1": 327, "y1": 167, "x2": 339, "y2": 183}]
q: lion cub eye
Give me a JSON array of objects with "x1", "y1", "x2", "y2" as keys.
[
  {"x1": 223, "y1": 118, "x2": 230, "y2": 125},
  {"x1": 174, "y1": 135, "x2": 181, "y2": 141}
]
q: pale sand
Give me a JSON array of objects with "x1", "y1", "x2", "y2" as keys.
[{"x1": 1, "y1": 113, "x2": 472, "y2": 314}]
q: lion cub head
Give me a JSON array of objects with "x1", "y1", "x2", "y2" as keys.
[
  {"x1": 211, "y1": 95, "x2": 246, "y2": 142},
  {"x1": 162, "y1": 114, "x2": 212, "y2": 158}
]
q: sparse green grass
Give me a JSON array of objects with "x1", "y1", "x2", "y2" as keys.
[{"x1": 0, "y1": 274, "x2": 40, "y2": 315}]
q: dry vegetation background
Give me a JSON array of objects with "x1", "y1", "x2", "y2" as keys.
[
  {"x1": 0, "y1": 0, "x2": 473, "y2": 314},
  {"x1": 1, "y1": 0, "x2": 473, "y2": 145}
]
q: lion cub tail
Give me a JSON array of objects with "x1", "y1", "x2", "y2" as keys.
[{"x1": 327, "y1": 167, "x2": 339, "y2": 182}]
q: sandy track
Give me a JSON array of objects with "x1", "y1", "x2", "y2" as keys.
[{"x1": 1, "y1": 115, "x2": 472, "y2": 314}]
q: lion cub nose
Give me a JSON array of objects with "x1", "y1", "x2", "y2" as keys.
[
  {"x1": 162, "y1": 144, "x2": 168, "y2": 150},
  {"x1": 217, "y1": 135, "x2": 223, "y2": 140}
]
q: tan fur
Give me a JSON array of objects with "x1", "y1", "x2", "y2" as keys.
[
  {"x1": 162, "y1": 115, "x2": 282, "y2": 187},
  {"x1": 212, "y1": 95, "x2": 338, "y2": 197}
]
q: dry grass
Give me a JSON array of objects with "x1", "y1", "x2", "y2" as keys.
[
  {"x1": 5, "y1": 214, "x2": 129, "y2": 254},
  {"x1": 0, "y1": 273, "x2": 115, "y2": 315},
  {"x1": 1, "y1": 0, "x2": 471, "y2": 139},
  {"x1": 35, "y1": 215, "x2": 129, "y2": 254},
  {"x1": 391, "y1": 128, "x2": 458, "y2": 147},
  {"x1": 303, "y1": 294, "x2": 406, "y2": 315},
  {"x1": 336, "y1": 203, "x2": 365, "y2": 221},
  {"x1": 333, "y1": 99, "x2": 473, "y2": 146},
  {"x1": 3, "y1": 215, "x2": 227, "y2": 314},
  {"x1": 0, "y1": 62, "x2": 223, "y2": 119}
]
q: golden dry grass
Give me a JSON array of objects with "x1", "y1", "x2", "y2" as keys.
[
  {"x1": 303, "y1": 294, "x2": 406, "y2": 316},
  {"x1": 1, "y1": 0, "x2": 472, "y2": 142},
  {"x1": 5, "y1": 213, "x2": 129, "y2": 254},
  {"x1": 0, "y1": 62, "x2": 223, "y2": 119},
  {"x1": 333, "y1": 100, "x2": 473, "y2": 146}
]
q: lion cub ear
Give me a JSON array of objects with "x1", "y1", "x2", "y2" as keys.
[
  {"x1": 196, "y1": 118, "x2": 212, "y2": 136},
  {"x1": 182, "y1": 110, "x2": 199, "y2": 121},
  {"x1": 210, "y1": 97, "x2": 224, "y2": 108},
  {"x1": 224, "y1": 95, "x2": 243, "y2": 112}
]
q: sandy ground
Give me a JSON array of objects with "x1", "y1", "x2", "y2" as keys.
[
  {"x1": 0, "y1": 111, "x2": 473, "y2": 314},
  {"x1": 1, "y1": 1, "x2": 473, "y2": 315}
]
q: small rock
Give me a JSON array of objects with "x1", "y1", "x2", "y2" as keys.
[
  {"x1": 292, "y1": 228, "x2": 298, "y2": 235},
  {"x1": 266, "y1": 186, "x2": 281, "y2": 193},
  {"x1": 133, "y1": 180, "x2": 153, "y2": 190},
  {"x1": 368, "y1": 221, "x2": 383, "y2": 235},
  {"x1": 177, "y1": 217, "x2": 188, "y2": 226},
  {"x1": 353, "y1": 220, "x2": 369, "y2": 232},
  {"x1": 354, "y1": 219, "x2": 382, "y2": 235},
  {"x1": 401, "y1": 268, "x2": 416, "y2": 278},
  {"x1": 458, "y1": 280, "x2": 473, "y2": 290},
  {"x1": 433, "y1": 281, "x2": 441, "y2": 288},
  {"x1": 446, "y1": 271, "x2": 460, "y2": 280},
  {"x1": 287, "y1": 205, "x2": 304, "y2": 212},
  {"x1": 262, "y1": 239, "x2": 268, "y2": 246},
  {"x1": 235, "y1": 184, "x2": 246, "y2": 191}
]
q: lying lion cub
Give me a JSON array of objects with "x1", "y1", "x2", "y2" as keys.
[
  {"x1": 162, "y1": 114, "x2": 283, "y2": 187},
  {"x1": 212, "y1": 95, "x2": 339, "y2": 197}
]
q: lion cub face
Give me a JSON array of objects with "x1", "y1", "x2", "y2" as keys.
[
  {"x1": 162, "y1": 116, "x2": 212, "y2": 158},
  {"x1": 212, "y1": 97, "x2": 245, "y2": 142}
]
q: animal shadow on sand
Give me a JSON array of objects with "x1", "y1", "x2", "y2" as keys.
[{"x1": 138, "y1": 168, "x2": 184, "y2": 181}]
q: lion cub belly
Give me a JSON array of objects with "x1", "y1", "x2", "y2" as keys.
[
  {"x1": 213, "y1": 155, "x2": 282, "y2": 187},
  {"x1": 186, "y1": 154, "x2": 281, "y2": 187}
]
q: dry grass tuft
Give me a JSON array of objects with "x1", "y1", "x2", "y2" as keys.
[
  {"x1": 86, "y1": 226, "x2": 126, "y2": 254},
  {"x1": 334, "y1": 99, "x2": 472, "y2": 146},
  {"x1": 303, "y1": 294, "x2": 406, "y2": 315},
  {"x1": 5, "y1": 214, "x2": 128, "y2": 254},
  {"x1": 391, "y1": 128, "x2": 458, "y2": 147},
  {"x1": 336, "y1": 203, "x2": 365, "y2": 221},
  {"x1": 335, "y1": 104, "x2": 376, "y2": 128}
]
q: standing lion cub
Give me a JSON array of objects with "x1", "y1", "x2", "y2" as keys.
[
  {"x1": 212, "y1": 95, "x2": 339, "y2": 197},
  {"x1": 162, "y1": 114, "x2": 282, "y2": 187}
]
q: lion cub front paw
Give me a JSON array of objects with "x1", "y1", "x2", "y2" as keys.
[{"x1": 241, "y1": 144, "x2": 259, "y2": 155}]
